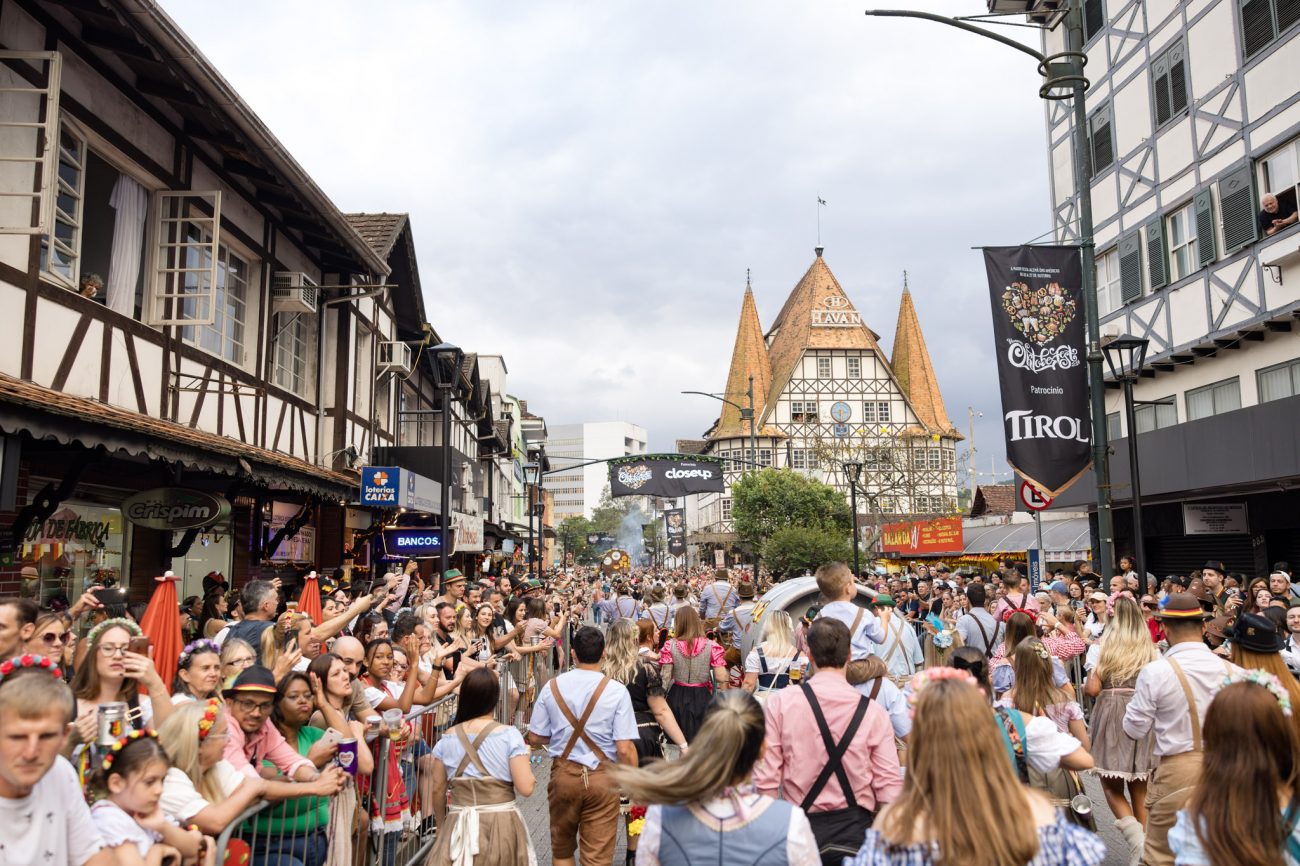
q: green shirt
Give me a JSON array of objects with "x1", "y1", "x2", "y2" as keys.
[{"x1": 249, "y1": 725, "x2": 329, "y2": 836}]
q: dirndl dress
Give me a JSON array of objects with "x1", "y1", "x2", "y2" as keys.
[
  {"x1": 1089, "y1": 675, "x2": 1157, "y2": 781},
  {"x1": 426, "y1": 725, "x2": 535, "y2": 866}
]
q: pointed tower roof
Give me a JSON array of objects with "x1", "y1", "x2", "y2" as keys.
[
  {"x1": 760, "y1": 249, "x2": 886, "y2": 422},
  {"x1": 710, "y1": 277, "x2": 778, "y2": 440},
  {"x1": 891, "y1": 277, "x2": 959, "y2": 437}
]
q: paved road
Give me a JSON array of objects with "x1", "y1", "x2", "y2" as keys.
[{"x1": 516, "y1": 759, "x2": 1133, "y2": 865}]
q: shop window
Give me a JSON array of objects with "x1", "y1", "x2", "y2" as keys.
[
  {"x1": 847, "y1": 356, "x2": 862, "y2": 378},
  {"x1": 18, "y1": 498, "x2": 126, "y2": 604},
  {"x1": 1134, "y1": 397, "x2": 1178, "y2": 433},
  {"x1": 1258, "y1": 359, "x2": 1300, "y2": 402},
  {"x1": 1186, "y1": 377, "x2": 1242, "y2": 421},
  {"x1": 817, "y1": 356, "x2": 832, "y2": 379},
  {"x1": 272, "y1": 312, "x2": 316, "y2": 397}
]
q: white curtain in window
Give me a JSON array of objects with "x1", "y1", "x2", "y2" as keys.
[{"x1": 106, "y1": 174, "x2": 147, "y2": 317}]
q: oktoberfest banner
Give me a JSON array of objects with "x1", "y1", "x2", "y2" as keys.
[
  {"x1": 983, "y1": 245, "x2": 1092, "y2": 497},
  {"x1": 664, "y1": 508, "x2": 686, "y2": 555},
  {"x1": 608, "y1": 456, "x2": 724, "y2": 498}
]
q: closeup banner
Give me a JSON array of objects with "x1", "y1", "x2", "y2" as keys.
[
  {"x1": 983, "y1": 245, "x2": 1092, "y2": 498},
  {"x1": 608, "y1": 457, "x2": 724, "y2": 497}
]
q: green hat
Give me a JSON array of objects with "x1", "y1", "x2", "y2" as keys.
[
  {"x1": 442, "y1": 569, "x2": 466, "y2": 584},
  {"x1": 873, "y1": 593, "x2": 896, "y2": 608},
  {"x1": 520, "y1": 578, "x2": 544, "y2": 594}
]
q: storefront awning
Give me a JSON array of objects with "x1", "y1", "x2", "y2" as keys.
[
  {"x1": 961, "y1": 517, "x2": 1092, "y2": 560},
  {"x1": 0, "y1": 373, "x2": 358, "y2": 501}
]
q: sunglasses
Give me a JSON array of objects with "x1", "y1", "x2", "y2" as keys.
[{"x1": 41, "y1": 631, "x2": 71, "y2": 645}]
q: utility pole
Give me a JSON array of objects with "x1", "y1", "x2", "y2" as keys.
[{"x1": 967, "y1": 406, "x2": 982, "y2": 507}]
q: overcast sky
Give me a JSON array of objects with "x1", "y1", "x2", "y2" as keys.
[{"x1": 166, "y1": 0, "x2": 1055, "y2": 487}]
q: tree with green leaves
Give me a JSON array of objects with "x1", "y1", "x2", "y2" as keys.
[
  {"x1": 731, "y1": 467, "x2": 852, "y2": 555},
  {"x1": 589, "y1": 483, "x2": 631, "y2": 537},
  {"x1": 762, "y1": 525, "x2": 853, "y2": 579},
  {"x1": 556, "y1": 514, "x2": 595, "y2": 564}
]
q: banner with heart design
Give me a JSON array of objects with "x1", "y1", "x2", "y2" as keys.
[{"x1": 983, "y1": 246, "x2": 1091, "y2": 498}]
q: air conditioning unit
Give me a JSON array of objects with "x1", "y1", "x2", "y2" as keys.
[
  {"x1": 377, "y1": 341, "x2": 413, "y2": 374},
  {"x1": 271, "y1": 272, "x2": 319, "y2": 315}
]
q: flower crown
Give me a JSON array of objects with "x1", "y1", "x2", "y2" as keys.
[
  {"x1": 906, "y1": 666, "x2": 978, "y2": 715},
  {"x1": 1223, "y1": 668, "x2": 1293, "y2": 717},
  {"x1": 0, "y1": 653, "x2": 63, "y2": 685},
  {"x1": 198, "y1": 698, "x2": 221, "y2": 741},
  {"x1": 101, "y1": 728, "x2": 158, "y2": 772},
  {"x1": 179, "y1": 639, "x2": 220, "y2": 667},
  {"x1": 85, "y1": 617, "x2": 142, "y2": 648}
]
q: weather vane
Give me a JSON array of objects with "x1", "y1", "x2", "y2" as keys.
[{"x1": 817, "y1": 195, "x2": 827, "y2": 246}]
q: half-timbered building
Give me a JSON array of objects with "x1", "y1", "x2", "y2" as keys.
[{"x1": 689, "y1": 249, "x2": 961, "y2": 561}]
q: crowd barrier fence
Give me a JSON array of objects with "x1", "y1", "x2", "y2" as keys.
[{"x1": 210, "y1": 696, "x2": 457, "y2": 866}]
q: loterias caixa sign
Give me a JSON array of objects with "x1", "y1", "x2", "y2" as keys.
[
  {"x1": 608, "y1": 456, "x2": 725, "y2": 498},
  {"x1": 982, "y1": 246, "x2": 1092, "y2": 498}
]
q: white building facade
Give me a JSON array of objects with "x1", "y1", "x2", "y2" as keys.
[
  {"x1": 544, "y1": 421, "x2": 649, "y2": 519},
  {"x1": 1041, "y1": 0, "x2": 1300, "y2": 574}
]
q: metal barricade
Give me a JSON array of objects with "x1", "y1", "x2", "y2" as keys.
[{"x1": 207, "y1": 696, "x2": 458, "y2": 866}]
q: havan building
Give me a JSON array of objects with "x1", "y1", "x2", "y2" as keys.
[{"x1": 682, "y1": 248, "x2": 961, "y2": 562}]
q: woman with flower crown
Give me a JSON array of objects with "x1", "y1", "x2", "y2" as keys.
[
  {"x1": 1169, "y1": 673, "x2": 1300, "y2": 866},
  {"x1": 68, "y1": 617, "x2": 175, "y2": 752},
  {"x1": 607, "y1": 690, "x2": 819, "y2": 866}
]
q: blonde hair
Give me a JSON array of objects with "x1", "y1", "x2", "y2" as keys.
[
  {"x1": 815, "y1": 562, "x2": 852, "y2": 599},
  {"x1": 1094, "y1": 596, "x2": 1156, "y2": 685},
  {"x1": 610, "y1": 691, "x2": 765, "y2": 803},
  {"x1": 1231, "y1": 646, "x2": 1300, "y2": 717},
  {"x1": 158, "y1": 701, "x2": 227, "y2": 805},
  {"x1": 759, "y1": 610, "x2": 794, "y2": 658},
  {"x1": 602, "y1": 619, "x2": 641, "y2": 686},
  {"x1": 877, "y1": 678, "x2": 1038, "y2": 865}
]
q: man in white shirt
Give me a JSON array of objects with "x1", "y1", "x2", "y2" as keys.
[
  {"x1": 0, "y1": 659, "x2": 109, "y2": 866},
  {"x1": 1124, "y1": 593, "x2": 1241, "y2": 866},
  {"x1": 815, "y1": 562, "x2": 885, "y2": 661},
  {"x1": 527, "y1": 626, "x2": 638, "y2": 866},
  {"x1": 699, "y1": 568, "x2": 739, "y2": 622}
]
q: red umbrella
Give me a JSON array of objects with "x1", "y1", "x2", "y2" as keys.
[
  {"x1": 138, "y1": 571, "x2": 182, "y2": 696},
  {"x1": 298, "y1": 571, "x2": 323, "y2": 625}
]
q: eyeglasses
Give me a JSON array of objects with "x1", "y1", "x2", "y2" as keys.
[
  {"x1": 99, "y1": 644, "x2": 130, "y2": 657},
  {"x1": 231, "y1": 697, "x2": 273, "y2": 715},
  {"x1": 227, "y1": 657, "x2": 256, "y2": 669},
  {"x1": 41, "y1": 632, "x2": 71, "y2": 646},
  {"x1": 1142, "y1": 603, "x2": 1157, "y2": 610}
]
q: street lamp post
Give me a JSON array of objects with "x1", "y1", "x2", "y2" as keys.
[
  {"x1": 431, "y1": 342, "x2": 464, "y2": 585},
  {"x1": 1102, "y1": 335, "x2": 1150, "y2": 593},
  {"x1": 865, "y1": 0, "x2": 1116, "y2": 580},
  {"x1": 523, "y1": 462, "x2": 540, "y2": 576},
  {"x1": 532, "y1": 501, "x2": 546, "y2": 576},
  {"x1": 682, "y1": 374, "x2": 758, "y2": 468},
  {"x1": 843, "y1": 461, "x2": 864, "y2": 579}
]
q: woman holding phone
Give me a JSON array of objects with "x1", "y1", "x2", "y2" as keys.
[{"x1": 69, "y1": 616, "x2": 175, "y2": 749}]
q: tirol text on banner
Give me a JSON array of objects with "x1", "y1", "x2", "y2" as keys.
[
  {"x1": 664, "y1": 508, "x2": 686, "y2": 556},
  {"x1": 983, "y1": 245, "x2": 1092, "y2": 498},
  {"x1": 608, "y1": 455, "x2": 725, "y2": 498}
]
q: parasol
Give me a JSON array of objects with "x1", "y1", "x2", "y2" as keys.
[
  {"x1": 298, "y1": 570, "x2": 323, "y2": 624},
  {"x1": 137, "y1": 571, "x2": 182, "y2": 695}
]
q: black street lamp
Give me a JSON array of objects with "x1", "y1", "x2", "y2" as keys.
[
  {"x1": 522, "y1": 462, "x2": 542, "y2": 577},
  {"x1": 843, "y1": 460, "x2": 863, "y2": 579},
  {"x1": 531, "y1": 501, "x2": 546, "y2": 576},
  {"x1": 431, "y1": 342, "x2": 464, "y2": 585},
  {"x1": 1102, "y1": 335, "x2": 1150, "y2": 594}
]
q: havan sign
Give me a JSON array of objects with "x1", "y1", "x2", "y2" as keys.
[{"x1": 811, "y1": 295, "x2": 862, "y2": 328}]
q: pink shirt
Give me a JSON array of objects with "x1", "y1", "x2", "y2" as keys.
[
  {"x1": 659, "y1": 637, "x2": 726, "y2": 668},
  {"x1": 993, "y1": 592, "x2": 1041, "y2": 622},
  {"x1": 753, "y1": 672, "x2": 903, "y2": 813},
  {"x1": 222, "y1": 713, "x2": 314, "y2": 781}
]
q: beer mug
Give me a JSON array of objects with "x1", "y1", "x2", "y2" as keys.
[{"x1": 788, "y1": 663, "x2": 803, "y2": 685}]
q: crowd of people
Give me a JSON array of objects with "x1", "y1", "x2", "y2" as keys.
[{"x1": 2, "y1": 554, "x2": 1298, "y2": 866}]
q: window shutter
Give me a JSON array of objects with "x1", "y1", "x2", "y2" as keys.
[
  {"x1": 1218, "y1": 164, "x2": 1258, "y2": 253},
  {"x1": 1084, "y1": 0, "x2": 1105, "y2": 42},
  {"x1": 1168, "y1": 45, "x2": 1188, "y2": 116},
  {"x1": 1280, "y1": 0, "x2": 1300, "y2": 33},
  {"x1": 1119, "y1": 231, "x2": 1143, "y2": 302},
  {"x1": 0, "y1": 51, "x2": 62, "y2": 236},
  {"x1": 1194, "y1": 188, "x2": 1217, "y2": 267},
  {"x1": 1089, "y1": 109, "x2": 1114, "y2": 174},
  {"x1": 1145, "y1": 218, "x2": 1168, "y2": 290},
  {"x1": 1152, "y1": 54, "x2": 1171, "y2": 127},
  {"x1": 1240, "y1": 0, "x2": 1275, "y2": 58},
  {"x1": 149, "y1": 190, "x2": 222, "y2": 327}
]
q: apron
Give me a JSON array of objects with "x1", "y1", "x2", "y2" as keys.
[{"x1": 427, "y1": 723, "x2": 535, "y2": 866}]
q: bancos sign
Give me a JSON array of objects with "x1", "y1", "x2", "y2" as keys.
[{"x1": 122, "y1": 488, "x2": 231, "y2": 531}]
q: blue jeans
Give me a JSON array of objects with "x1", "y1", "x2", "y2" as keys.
[{"x1": 244, "y1": 829, "x2": 327, "y2": 866}]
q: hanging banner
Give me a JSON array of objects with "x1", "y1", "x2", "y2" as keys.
[
  {"x1": 608, "y1": 456, "x2": 724, "y2": 498},
  {"x1": 880, "y1": 517, "x2": 964, "y2": 556},
  {"x1": 983, "y1": 245, "x2": 1092, "y2": 497},
  {"x1": 664, "y1": 508, "x2": 686, "y2": 556}
]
